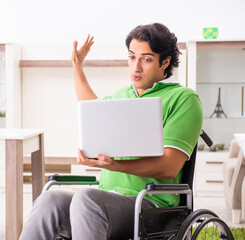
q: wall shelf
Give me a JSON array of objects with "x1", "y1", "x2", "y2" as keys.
[
  {"x1": 19, "y1": 42, "x2": 186, "y2": 68},
  {"x1": 196, "y1": 41, "x2": 245, "y2": 50},
  {"x1": 197, "y1": 82, "x2": 245, "y2": 85},
  {"x1": 204, "y1": 117, "x2": 245, "y2": 119},
  {"x1": 19, "y1": 59, "x2": 129, "y2": 68}
]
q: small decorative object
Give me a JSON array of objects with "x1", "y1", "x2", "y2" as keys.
[
  {"x1": 216, "y1": 143, "x2": 225, "y2": 150},
  {"x1": 197, "y1": 144, "x2": 205, "y2": 151},
  {"x1": 203, "y1": 28, "x2": 219, "y2": 39},
  {"x1": 210, "y1": 87, "x2": 227, "y2": 118},
  {"x1": 209, "y1": 145, "x2": 217, "y2": 152},
  {"x1": 0, "y1": 111, "x2": 6, "y2": 117}
]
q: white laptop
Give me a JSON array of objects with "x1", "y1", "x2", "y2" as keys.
[{"x1": 77, "y1": 97, "x2": 164, "y2": 158}]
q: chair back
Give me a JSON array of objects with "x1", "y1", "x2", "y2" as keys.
[{"x1": 179, "y1": 144, "x2": 197, "y2": 207}]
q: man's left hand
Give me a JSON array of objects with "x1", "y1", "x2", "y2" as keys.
[{"x1": 77, "y1": 149, "x2": 115, "y2": 170}]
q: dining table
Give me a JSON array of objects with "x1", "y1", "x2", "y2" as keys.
[{"x1": 0, "y1": 129, "x2": 45, "y2": 240}]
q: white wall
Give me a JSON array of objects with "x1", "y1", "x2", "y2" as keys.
[{"x1": 1, "y1": 0, "x2": 245, "y2": 45}]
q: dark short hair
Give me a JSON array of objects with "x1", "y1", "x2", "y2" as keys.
[{"x1": 126, "y1": 23, "x2": 180, "y2": 79}]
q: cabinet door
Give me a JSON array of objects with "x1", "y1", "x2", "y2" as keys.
[
  {"x1": 188, "y1": 41, "x2": 245, "y2": 147},
  {"x1": 194, "y1": 151, "x2": 227, "y2": 197},
  {"x1": 0, "y1": 46, "x2": 6, "y2": 128}
]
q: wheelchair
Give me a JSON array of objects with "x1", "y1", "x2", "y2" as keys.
[{"x1": 43, "y1": 130, "x2": 234, "y2": 240}]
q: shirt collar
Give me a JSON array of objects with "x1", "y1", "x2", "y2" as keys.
[{"x1": 132, "y1": 79, "x2": 179, "y2": 96}]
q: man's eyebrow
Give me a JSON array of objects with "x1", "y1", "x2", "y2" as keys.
[
  {"x1": 142, "y1": 53, "x2": 155, "y2": 56},
  {"x1": 128, "y1": 50, "x2": 155, "y2": 56}
]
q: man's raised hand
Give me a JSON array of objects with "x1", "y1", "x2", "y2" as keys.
[{"x1": 72, "y1": 35, "x2": 94, "y2": 65}]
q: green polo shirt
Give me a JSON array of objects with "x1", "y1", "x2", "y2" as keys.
[{"x1": 99, "y1": 82, "x2": 203, "y2": 207}]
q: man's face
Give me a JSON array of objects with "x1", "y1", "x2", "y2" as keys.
[{"x1": 128, "y1": 39, "x2": 169, "y2": 96}]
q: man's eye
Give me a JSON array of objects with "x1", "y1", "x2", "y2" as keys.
[
  {"x1": 143, "y1": 58, "x2": 152, "y2": 62},
  {"x1": 128, "y1": 56, "x2": 134, "y2": 59}
]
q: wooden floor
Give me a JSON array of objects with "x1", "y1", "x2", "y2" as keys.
[{"x1": 0, "y1": 186, "x2": 244, "y2": 239}]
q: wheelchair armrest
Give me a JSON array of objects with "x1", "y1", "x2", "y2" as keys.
[
  {"x1": 42, "y1": 174, "x2": 99, "y2": 192},
  {"x1": 145, "y1": 182, "x2": 190, "y2": 191},
  {"x1": 48, "y1": 174, "x2": 97, "y2": 182},
  {"x1": 136, "y1": 183, "x2": 192, "y2": 209}
]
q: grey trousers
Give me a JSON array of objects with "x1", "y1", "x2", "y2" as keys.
[{"x1": 19, "y1": 188, "x2": 156, "y2": 240}]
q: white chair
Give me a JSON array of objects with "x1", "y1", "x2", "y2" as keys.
[
  {"x1": 241, "y1": 176, "x2": 245, "y2": 221},
  {"x1": 223, "y1": 139, "x2": 245, "y2": 224}
]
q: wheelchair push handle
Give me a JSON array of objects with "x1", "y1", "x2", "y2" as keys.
[{"x1": 200, "y1": 129, "x2": 213, "y2": 147}]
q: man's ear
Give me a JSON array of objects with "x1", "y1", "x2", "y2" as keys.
[{"x1": 161, "y1": 56, "x2": 171, "y2": 70}]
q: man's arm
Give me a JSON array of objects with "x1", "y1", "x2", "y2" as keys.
[
  {"x1": 72, "y1": 35, "x2": 98, "y2": 100},
  {"x1": 77, "y1": 147, "x2": 188, "y2": 179}
]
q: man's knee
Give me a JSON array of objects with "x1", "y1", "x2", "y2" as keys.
[
  {"x1": 71, "y1": 188, "x2": 102, "y2": 204},
  {"x1": 35, "y1": 190, "x2": 73, "y2": 214},
  {"x1": 70, "y1": 188, "x2": 107, "y2": 214}
]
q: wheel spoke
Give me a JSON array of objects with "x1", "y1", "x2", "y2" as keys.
[
  {"x1": 211, "y1": 224, "x2": 215, "y2": 238},
  {"x1": 176, "y1": 209, "x2": 234, "y2": 240}
]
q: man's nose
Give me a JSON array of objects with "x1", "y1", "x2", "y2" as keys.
[{"x1": 133, "y1": 60, "x2": 142, "y2": 72}]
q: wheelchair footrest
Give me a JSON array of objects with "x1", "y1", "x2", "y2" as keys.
[{"x1": 139, "y1": 206, "x2": 191, "y2": 239}]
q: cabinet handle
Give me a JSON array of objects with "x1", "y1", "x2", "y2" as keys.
[
  {"x1": 206, "y1": 161, "x2": 223, "y2": 165},
  {"x1": 85, "y1": 169, "x2": 101, "y2": 172},
  {"x1": 206, "y1": 180, "x2": 223, "y2": 183}
]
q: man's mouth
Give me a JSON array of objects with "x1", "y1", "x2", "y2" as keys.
[{"x1": 133, "y1": 75, "x2": 141, "y2": 81}]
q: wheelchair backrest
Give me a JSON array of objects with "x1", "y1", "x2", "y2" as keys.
[{"x1": 179, "y1": 144, "x2": 197, "y2": 207}]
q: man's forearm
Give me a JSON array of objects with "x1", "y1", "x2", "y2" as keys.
[
  {"x1": 111, "y1": 156, "x2": 170, "y2": 179},
  {"x1": 78, "y1": 147, "x2": 187, "y2": 179},
  {"x1": 73, "y1": 64, "x2": 97, "y2": 101},
  {"x1": 106, "y1": 148, "x2": 187, "y2": 179}
]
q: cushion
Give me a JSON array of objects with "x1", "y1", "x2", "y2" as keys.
[
  {"x1": 229, "y1": 139, "x2": 240, "y2": 158},
  {"x1": 223, "y1": 158, "x2": 239, "y2": 186}
]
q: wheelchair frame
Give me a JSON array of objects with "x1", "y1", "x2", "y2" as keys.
[
  {"x1": 134, "y1": 183, "x2": 192, "y2": 239},
  {"x1": 42, "y1": 131, "x2": 234, "y2": 239}
]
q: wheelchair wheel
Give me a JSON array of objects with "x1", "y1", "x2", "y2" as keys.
[
  {"x1": 176, "y1": 209, "x2": 234, "y2": 240},
  {"x1": 191, "y1": 217, "x2": 234, "y2": 240}
]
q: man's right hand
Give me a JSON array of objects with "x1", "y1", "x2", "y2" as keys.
[
  {"x1": 72, "y1": 35, "x2": 94, "y2": 66},
  {"x1": 72, "y1": 34, "x2": 97, "y2": 100}
]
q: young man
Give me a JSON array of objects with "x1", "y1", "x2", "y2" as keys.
[{"x1": 20, "y1": 23, "x2": 203, "y2": 240}]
